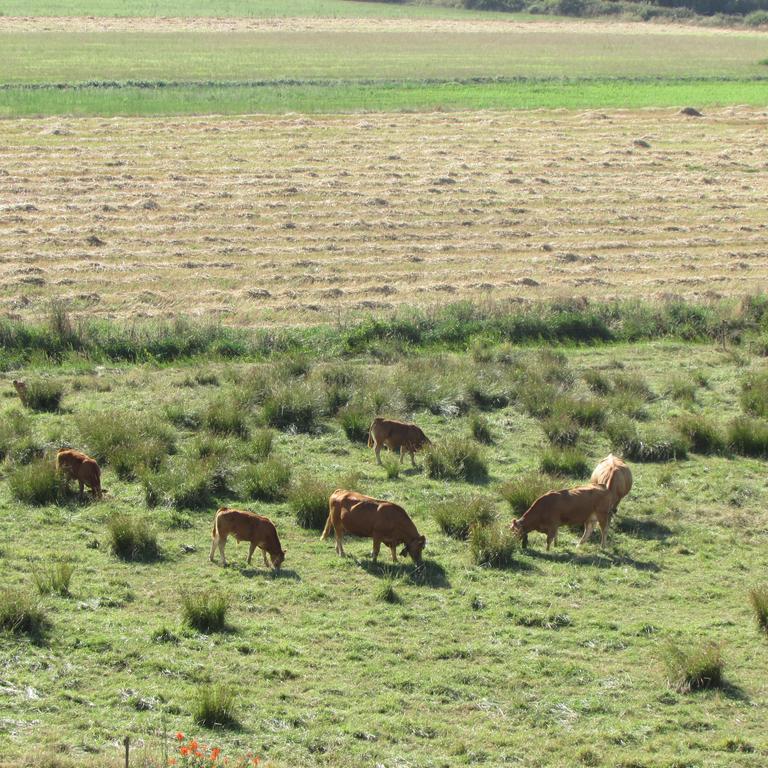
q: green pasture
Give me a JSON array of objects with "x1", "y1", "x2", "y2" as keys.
[
  {"x1": 0, "y1": 315, "x2": 768, "y2": 766},
  {"x1": 1, "y1": 77, "x2": 766, "y2": 116},
  {"x1": 0, "y1": 0, "x2": 516, "y2": 18},
  {"x1": 3, "y1": 29, "x2": 767, "y2": 84}
]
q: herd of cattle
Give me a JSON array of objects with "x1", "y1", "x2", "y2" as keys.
[{"x1": 44, "y1": 413, "x2": 633, "y2": 572}]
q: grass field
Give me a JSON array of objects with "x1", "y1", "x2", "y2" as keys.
[
  {"x1": 1, "y1": 332, "x2": 768, "y2": 767},
  {"x1": 1, "y1": 109, "x2": 766, "y2": 326}
]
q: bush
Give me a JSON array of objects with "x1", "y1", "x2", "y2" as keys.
[
  {"x1": 338, "y1": 404, "x2": 371, "y2": 443},
  {"x1": 741, "y1": 372, "x2": 768, "y2": 418},
  {"x1": 620, "y1": 434, "x2": 688, "y2": 463},
  {"x1": 143, "y1": 456, "x2": 228, "y2": 510},
  {"x1": 240, "y1": 458, "x2": 291, "y2": 502},
  {"x1": 469, "y1": 412, "x2": 494, "y2": 445},
  {"x1": 749, "y1": 585, "x2": 768, "y2": 634},
  {"x1": 193, "y1": 684, "x2": 239, "y2": 728},
  {"x1": 541, "y1": 412, "x2": 580, "y2": 447},
  {"x1": 674, "y1": 413, "x2": 726, "y2": 455},
  {"x1": 666, "y1": 374, "x2": 697, "y2": 404},
  {"x1": 107, "y1": 513, "x2": 160, "y2": 562},
  {"x1": 290, "y1": 475, "x2": 332, "y2": 529},
  {"x1": 0, "y1": 589, "x2": 48, "y2": 639},
  {"x1": 432, "y1": 495, "x2": 496, "y2": 539},
  {"x1": 728, "y1": 417, "x2": 768, "y2": 457},
  {"x1": 262, "y1": 382, "x2": 323, "y2": 433},
  {"x1": 469, "y1": 524, "x2": 519, "y2": 568},
  {"x1": 584, "y1": 369, "x2": 611, "y2": 395},
  {"x1": 9, "y1": 459, "x2": 62, "y2": 506},
  {"x1": 663, "y1": 640, "x2": 724, "y2": 693},
  {"x1": 20, "y1": 379, "x2": 64, "y2": 412},
  {"x1": 612, "y1": 372, "x2": 653, "y2": 401},
  {"x1": 33, "y1": 562, "x2": 73, "y2": 597},
  {"x1": 424, "y1": 438, "x2": 489, "y2": 483},
  {"x1": 540, "y1": 448, "x2": 589, "y2": 478},
  {"x1": 249, "y1": 429, "x2": 274, "y2": 461},
  {"x1": 746, "y1": 9, "x2": 768, "y2": 25},
  {"x1": 203, "y1": 395, "x2": 248, "y2": 438},
  {"x1": 181, "y1": 589, "x2": 228, "y2": 633},
  {"x1": 78, "y1": 411, "x2": 175, "y2": 480},
  {"x1": 499, "y1": 472, "x2": 553, "y2": 515}
]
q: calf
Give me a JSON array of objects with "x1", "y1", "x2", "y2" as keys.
[
  {"x1": 510, "y1": 484, "x2": 614, "y2": 550},
  {"x1": 590, "y1": 453, "x2": 633, "y2": 519},
  {"x1": 368, "y1": 417, "x2": 430, "y2": 467},
  {"x1": 210, "y1": 507, "x2": 285, "y2": 570},
  {"x1": 56, "y1": 448, "x2": 103, "y2": 499},
  {"x1": 12, "y1": 380, "x2": 28, "y2": 406},
  {"x1": 322, "y1": 488, "x2": 426, "y2": 564}
]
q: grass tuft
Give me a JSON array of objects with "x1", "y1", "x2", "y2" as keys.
[
  {"x1": 469, "y1": 524, "x2": 520, "y2": 569},
  {"x1": 181, "y1": 589, "x2": 229, "y2": 633},
  {"x1": 290, "y1": 475, "x2": 332, "y2": 529},
  {"x1": 424, "y1": 437, "x2": 488, "y2": 483},
  {"x1": 33, "y1": 562, "x2": 74, "y2": 597},
  {"x1": 499, "y1": 472, "x2": 553, "y2": 515},
  {"x1": 727, "y1": 417, "x2": 768, "y2": 457},
  {"x1": 193, "y1": 684, "x2": 239, "y2": 729},
  {"x1": 432, "y1": 495, "x2": 496, "y2": 539},
  {"x1": 9, "y1": 459, "x2": 62, "y2": 506},
  {"x1": 376, "y1": 577, "x2": 402, "y2": 605},
  {"x1": 249, "y1": 428, "x2": 274, "y2": 461},
  {"x1": 540, "y1": 447, "x2": 589, "y2": 478},
  {"x1": 663, "y1": 640, "x2": 724, "y2": 693},
  {"x1": 0, "y1": 588, "x2": 48, "y2": 639},
  {"x1": 338, "y1": 404, "x2": 371, "y2": 443},
  {"x1": 382, "y1": 454, "x2": 400, "y2": 480},
  {"x1": 748, "y1": 585, "x2": 768, "y2": 634},
  {"x1": 469, "y1": 412, "x2": 494, "y2": 444},
  {"x1": 263, "y1": 382, "x2": 323, "y2": 433},
  {"x1": 107, "y1": 513, "x2": 160, "y2": 562},
  {"x1": 240, "y1": 457, "x2": 291, "y2": 502},
  {"x1": 674, "y1": 413, "x2": 726, "y2": 455},
  {"x1": 203, "y1": 394, "x2": 249, "y2": 438}
]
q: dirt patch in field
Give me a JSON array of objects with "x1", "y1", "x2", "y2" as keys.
[{"x1": 1, "y1": 108, "x2": 766, "y2": 326}]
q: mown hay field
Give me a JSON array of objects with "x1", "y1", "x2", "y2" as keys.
[
  {"x1": 1, "y1": 109, "x2": 767, "y2": 326},
  {"x1": 1, "y1": 338, "x2": 768, "y2": 767}
]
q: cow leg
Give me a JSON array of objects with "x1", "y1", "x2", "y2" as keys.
[
  {"x1": 372, "y1": 539, "x2": 381, "y2": 562},
  {"x1": 599, "y1": 521, "x2": 608, "y2": 548},
  {"x1": 521, "y1": 532, "x2": 529, "y2": 549},
  {"x1": 374, "y1": 443, "x2": 383, "y2": 466},
  {"x1": 578, "y1": 521, "x2": 595, "y2": 546},
  {"x1": 546, "y1": 528, "x2": 557, "y2": 551},
  {"x1": 410, "y1": 450, "x2": 416, "y2": 467},
  {"x1": 335, "y1": 529, "x2": 346, "y2": 557},
  {"x1": 262, "y1": 548, "x2": 270, "y2": 568},
  {"x1": 78, "y1": 479, "x2": 85, "y2": 498},
  {"x1": 209, "y1": 535, "x2": 218, "y2": 562},
  {"x1": 218, "y1": 534, "x2": 228, "y2": 567},
  {"x1": 399, "y1": 446, "x2": 405, "y2": 465},
  {"x1": 389, "y1": 545, "x2": 398, "y2": 563},
  {"x1": 247, "y1": 542, "x2": 256, "y2": 565}
]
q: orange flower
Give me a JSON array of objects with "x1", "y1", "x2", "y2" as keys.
[
  {"x1": 253, "y1": 759, "x2": 260, "y2": 766},
  {"x1": 211, "y1": 748, "x2": 221, "y2": 761},
  {"x1": 175, "y1": 733, "x2": 184, "y2": 741},
  {"x1": 180, "y1": 746, "x2": 189, "y2": 757},
  {"x1": 190, "y1": 740, "x2": 199, "y2": 751},
  {"x1": 167, "y1": 760, "x2": 177, "y2": 766}
]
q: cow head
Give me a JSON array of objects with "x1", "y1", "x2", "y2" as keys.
[
  {"x1": 271, "y1": 549, "x2": 286, "y2": 571},
  {"x1": 509, "y1": 519, "x2": 523, "y2": 537},
  {"x1": 400, "y1": 535, "x2": 426, "y2": 564}
]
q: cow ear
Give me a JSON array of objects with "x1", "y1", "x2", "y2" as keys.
[{"x1": 419, "y1": 535, "x2": 426, "y2": 546}]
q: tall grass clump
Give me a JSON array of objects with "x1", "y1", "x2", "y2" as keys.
[
  {"x1": 727, "y1": 417, "x2": 768, "y2": 457},
  {"x1": 193, "y1": 684, "x2": 239, "y2": 729},
  {"x1": 382, "y1": 454, "x2": 400, "y2": 480},
  {"x1": 666, "y1": 374, "x2": 698, "y2": 404},
  {"x1": 432, "y1": 495, "x2": 496, "y2": 539},
  {"x1": 0, "y1": 589, "x2": 48, "y2": 639},
  {"x1": 424, "y1": 438, "x2": 488, "y2": 483},
  {"x1": 240, "y1": 458, "x2": 291, "y2": 502},
  {"x1": 663, "y1": 640, "x2": 724, "y2": 693},
  {"x1": 78, "y1": 411, "x2": 175, "y2": 479},
  {"x1": 469, "y1": 412, "x2": 494, "y2": 445},
  {"x1": 181, "y1": 589, "x2": 229, "y2": 633},
  {"x1": 748, "y1": 585, "x2": 768, "y2": 634},
  {"x1": 19, "y1": 379, "x2": 64, "y2": 412},
  {"x1": 249, "y1": 428, "x2": 274, "y2": 461},
  {"x1": 164, "y1": 402, "x2": 201, "y2": 430},
  {"x1": 469, "y1": 524, "x2": 519, "y2": 569},
  {"x1": 499, "y1": 472, "x2": 553, "y2": 515},
  {"x1": 290, "y1": 475, "x2": 332, "y2": 529},
  {"x1": 107, "y1": 513, "x2": 160, "y2": 562},
  {"x1": 583, "y1": 369, "x2": 611, "y2": 395},
  {"x1": 338, "y1": 404, "x2": 371, "y2": 443},
  {"x1": 607, "y1": 418, "x2": 688, "y2": 462},
  {"x1": 376, "y1": 576, "x2": 402, "y2": 605},
  {"x1": 674, "y1": 413, "x2": 726, "y2": 455},
  {"x1": 740, "y1": 371, "x2": 768, "y2": 418},
  {"x1": 541, "y1": 412, "x2": 579, "y2": 447},
  {"x1": 143, "y1": 457, "x2": 227, "y2": 510},
  {"x1": 203, "y1": 394, "x2": 248, "y2": 438},
  {"x1": 0, "y1": 408, "x2": 30, "y2": 460},
  {"x1": 33, "y1": 562, "x2": 74, "y2": 597},
  {"x1": 262, "y1": 382, "x2": 323, "y2": 433},
  {"x1": 9, "y1": 459, "x2": 62, "y2": 506},
  {"x1": 540, "y1": 447, "x2": 589, "y2": 478}
]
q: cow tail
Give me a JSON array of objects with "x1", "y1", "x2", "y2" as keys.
[
  {"x1": 212, "y1": 510, "x2": 220, "y2": 541},
  {"x1": 367, "y1": 423, "x2": 374, "y2": 448},
  {"x1": 320, "y1": 501, "x2": 334, "y2": 541}
]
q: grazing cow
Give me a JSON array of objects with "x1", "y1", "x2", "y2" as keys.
[
  {"x1": 210, "y1": 507, "x2": 285, "y2": 570},
  {"x1": 322, "y1": 488, "x2": 426, "y2": 564},
  {"x1": 590, "y1": 453, "x2": 633, "y2": 520},
  {"x1": 12, "y1": 380, "x2": 28, "y2": 406},
  {"x1": 510, "y1": 484, "x2": 615, "y2": 550},
  {"x1": 55, "y1": 449, "x2": 103, "y2": 499},
  {"x1": 368, "y1": 417, "x2": 430, "y2": 467}
]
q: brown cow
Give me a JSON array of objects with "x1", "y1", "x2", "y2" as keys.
[
  {"x1": 590, "y1": 454, "x2": 633, "y2": 520},
  {"x1": 56, "y1": 449, "x2": 103, "y2": 499},
  {"x1": 322, "y1": 488, "x2": 426, "y2": 564},
  {"x1": 510, "y1": 484, "x2": 615, "y2": 550},
  {"x1": 12, "y1": 380, "x2": 28, "y2": 406},
  {"x1": 368, "y1": 417, "x2": 430, "y2": 467},
  {"x1": 210, "y1": 507, "x2": 285, "y2": 570}
]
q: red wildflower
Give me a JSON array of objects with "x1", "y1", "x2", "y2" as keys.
[
  {"x1": 211, "y1": 747, "x2": 221, "y2": 761},
  {"x1": 190, "y1": 740, "x2": 199, "y2": 751},
  {"x1": 180, "y1": 746, "x2": 189, "y2": 757},
  {"x1": 175, "y1": 733, "x2": 184, "y2": 741}
]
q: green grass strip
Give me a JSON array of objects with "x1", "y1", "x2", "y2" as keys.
[{"x1": 1, "y1": 77, "x2": 766, "y2": 117}]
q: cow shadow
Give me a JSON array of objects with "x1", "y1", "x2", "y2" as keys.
[
  {"x1": 358, "y1": 558, "x2": 451, "y2": 588},
  {"x1": 615, "y1": 517, "x2": 674, "y2": 541},
  {"x1": 239, "y1": 566, "x2": 301, "y2": 581},
  {"x1": 524, "y1": 547, "x2": 660, "y2": 573}
]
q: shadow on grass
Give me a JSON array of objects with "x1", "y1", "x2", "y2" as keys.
[
  {"x1": 239, "y1": 566, "x2": 301, "y2": 581},
  {"x1": 358, "y1": 558, "x2": 451, "y2": 588},
  {"x1": 525, "y1": 547, "x2": 661, "y2": 573},
  {"x1": 478, "y1": 557, "x2": 536, "y2": 573},
  {"x1": 615, "y1": 516, "x2": 674, "y2": 540}
]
